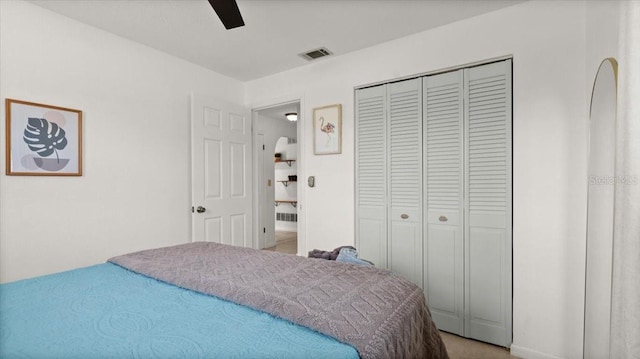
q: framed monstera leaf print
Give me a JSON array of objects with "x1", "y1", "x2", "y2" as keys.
[{"x1": 5, "y1": 99, "x2": 82, "y2": 176}]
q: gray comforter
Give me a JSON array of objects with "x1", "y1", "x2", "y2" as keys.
[{"x1": 109, "y1": 242, "x2": 448, "y2": 359}]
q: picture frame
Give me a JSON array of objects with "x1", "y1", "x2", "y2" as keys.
[
  {"x1": 313, "y1": 104, "x2": 342, "y2": 155},
  {"x1": 5, "y1": 98, "x2": 83, "y2": 176}
]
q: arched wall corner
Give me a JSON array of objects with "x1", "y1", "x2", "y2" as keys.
[{"x1": 583, "y1": 57, "x2": 618, "y2": 359}]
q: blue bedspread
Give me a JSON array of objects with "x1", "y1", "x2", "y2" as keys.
[{"x1": 0, "y1": 263, "x2": 359, "y2": 359}]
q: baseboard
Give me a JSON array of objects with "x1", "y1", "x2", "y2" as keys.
[{"x1": 510, "y1": 345, "x2": 565, "y2": 359}]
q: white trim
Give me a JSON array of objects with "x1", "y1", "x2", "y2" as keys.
[
  {"x1": 250, "y1": 110, "x2": 261, "y2": 250},
  {"x1": 355, "y1": 55, "x2": 514, "y2": 90},
  {"x1": 188, "y1": 92, "x2": 197, "y2": 243},
  {"x1": 511, "y1": 345, "x2": 565, "y2": 359}
]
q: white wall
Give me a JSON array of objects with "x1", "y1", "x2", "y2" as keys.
[
  {"x1": 586, "y1": 2, "x2": 620, "y2": 86},
  {"x1": 583, "y1": 1, "x2": 621, "y2": 358},
  {"x1": 245, "y1": 1, "x2": 592, "y2": 358},
  {"x1": 0, "y1": 0, "x2": 244, "y2": 283}
]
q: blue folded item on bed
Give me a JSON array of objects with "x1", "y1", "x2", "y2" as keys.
[
  {"x1": 0, "y1": 263, "x2": 359, "y2": 359},
  {"x1": 335, "y1": 247, "x2": 373, "y2": 266}
]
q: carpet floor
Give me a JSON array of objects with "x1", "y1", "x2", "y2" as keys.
[{"x1": 440, "y1": 331, "x2": 520, "y2": 359}]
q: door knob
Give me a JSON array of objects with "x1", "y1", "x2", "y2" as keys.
[{"x1": 196, "y1": 206, "x2": 206, "y2": 213}]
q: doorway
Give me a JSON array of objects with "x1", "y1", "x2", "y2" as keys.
[
  {"x1": 253, "y1": 102, "x2": 300, "y2": 255},
  {"x1": 270, "y1": 135, "x2": 298, "y2": 254}
]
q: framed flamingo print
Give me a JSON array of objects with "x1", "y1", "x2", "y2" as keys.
[
  {"x1": 313, "y1": 104, "x2": 341, "y2": 155},
  {"x1": 5, "y1": 98, "x2": 83, "y2": 176}
]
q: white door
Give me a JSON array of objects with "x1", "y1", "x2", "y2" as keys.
[
  {"x1": 191, "y1": 93, "x2": 252, "y2": 247},
  {"x1": 388, "y1": 78, "x2": 423, "y2": 287},
  {"x1": 355, "y1": 84, "x2": 388, "y2": 268},
  {"x1": 423, "y1": 69, "x2": 465, "y2": 336},
  {"x1": 464, "y1": 60, "x2": 512, "y2": 347}
]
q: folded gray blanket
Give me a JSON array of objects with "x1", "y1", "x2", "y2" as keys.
[
  {"x1": 109, "y1": 242, "x2": 449, "y2": 359},
  {"x1": 308, "y1": 245, "x2": 356, "y2": 260}
]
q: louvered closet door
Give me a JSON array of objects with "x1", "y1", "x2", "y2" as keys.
[
  {"x1": 388, "y1": 78, "x2": 423, "y2": 287},
  {"x1": 355, "y1": 85, "x2": 388, "y2": 268},
  {"x1": 423, "y1": 70, "x2": 464, "y2": 335},
  {"x1": 464, "y1": 60, "x2": 512, "y2": 347}
]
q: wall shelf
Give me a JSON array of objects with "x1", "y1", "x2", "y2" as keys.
[
  {"x1": 275, "y1": 200, "x2": 297, "y2": 208},
  {"x1": 277, "y1": 180, "x2": 297, "y2": 187},
  {"x1": 274, "y1": 159, "x2": 296, "y2": 167}
]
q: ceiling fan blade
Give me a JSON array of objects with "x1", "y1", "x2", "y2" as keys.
[{"x1": 208, "y1": 0, "x2": 245, "y2": 30}]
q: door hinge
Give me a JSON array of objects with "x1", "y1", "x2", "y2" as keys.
[{"x1": 263, "y1": 227, "x2": 266, "y2": 233}]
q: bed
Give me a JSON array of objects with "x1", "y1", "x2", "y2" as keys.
[{"x1": 0, "y1": 242, "x2": 448, "y2": 359}]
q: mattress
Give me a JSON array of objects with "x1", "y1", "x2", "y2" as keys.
[{"x1": 0, "y1": 263, "x2": 359, "y2": 359}]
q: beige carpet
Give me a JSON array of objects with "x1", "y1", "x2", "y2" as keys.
[{"x1": 440, "y1": 331, "x2": 520, "y2": 359}]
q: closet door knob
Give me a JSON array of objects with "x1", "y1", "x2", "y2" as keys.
[
  {"x1": 400, "y1": 214, "x2": 409, "y2": 219},
  {"x1": 439, "y1": 216, "x2": 448, "y2": 222}
]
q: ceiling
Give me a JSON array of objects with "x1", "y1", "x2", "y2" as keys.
[
  {"x1": 28, "y1": 0, "x2": 523, "y2": 82},
  {"x1": 257, "y1": 102, "x2": 300, "y2": 121}
]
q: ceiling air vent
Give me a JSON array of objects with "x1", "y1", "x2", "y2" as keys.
[{"x1": 299, "y1": 47, "x2": 333, "y2": 61}]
